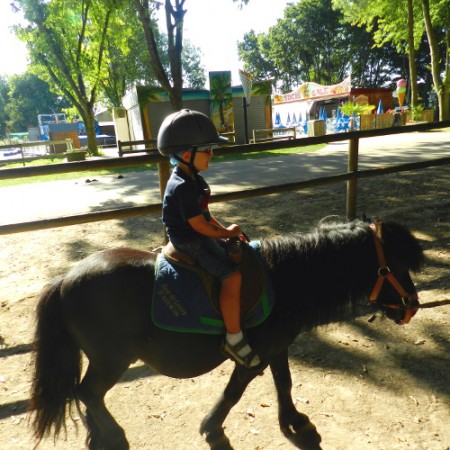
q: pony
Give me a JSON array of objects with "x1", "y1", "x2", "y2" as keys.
[{"x1": 29, "y1": 219, "x2": 424, "y2": 450}]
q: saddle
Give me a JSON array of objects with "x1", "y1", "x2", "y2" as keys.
[{"x1": 161, "y1": 239, "x2": 265, "y2": 316}]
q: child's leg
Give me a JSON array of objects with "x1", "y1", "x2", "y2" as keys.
[
  {"x1": 175, "y1": 239, "x2": 262, "y2": 370},
  {"x1": 219, "y1": 271, "x2": 242, "y2": 333},
  {"x1": 221, "y1": 272, "x2": 262, "y2": 369}
]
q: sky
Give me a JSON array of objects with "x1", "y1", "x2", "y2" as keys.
[
  {"x1": 0, "y1": 0, "x2": 290, "y2": 85},
  {"x1": 0, "y1": 2, "x2": 28, "y2": 76}
]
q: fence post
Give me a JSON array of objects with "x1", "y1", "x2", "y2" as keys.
[
  {"x1": 346, "y1": 137, "x2": 359, "y2": 220},
  {"x1": 157, "y1": 160, "x2": 170, "y2": 201},
  {"x1": 19, "y1": 143, "x2": 25, "y2": 167}
]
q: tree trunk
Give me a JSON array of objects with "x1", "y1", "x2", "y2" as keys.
[
  {"x1": 406, "y1": 0, "x2": 418, "y2": 107},
  {"x1": 80, "y1": 109, "x2": 99, "y2": 156},
  {"x1": 421, "y1": 0, "x2": 450, "y2": 120},
  {"x1": 135, "y1": 0, "x2": 185, "y2": 112},
  {"x1": 165, "y1": 0, "x2": 185, "y2": 110}
]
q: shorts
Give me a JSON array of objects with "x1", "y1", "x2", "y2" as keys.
[{"x1": 174, "y1": 238, "x2": 238, "y2": 281}]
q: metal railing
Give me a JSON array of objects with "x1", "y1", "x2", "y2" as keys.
[{"x1": 0, "y1": 139, "x2": 74, "y2": 166}]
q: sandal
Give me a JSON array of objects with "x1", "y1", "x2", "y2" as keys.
[{"x1": 222, "y1": 335, "x2": 265, "y2": 372}]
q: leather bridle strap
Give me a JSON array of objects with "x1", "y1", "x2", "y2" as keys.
[{"x1": 368, "y1": 224, "x2": 418, "y2": 307}]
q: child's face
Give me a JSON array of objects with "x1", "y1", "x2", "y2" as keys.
[{"x1": 181, "y1": 146, "x2": 215, "y2": 172}]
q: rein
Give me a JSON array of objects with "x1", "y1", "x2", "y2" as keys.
[{"x1": 368, "y1": 224, "x2": 419, "y2": 324}]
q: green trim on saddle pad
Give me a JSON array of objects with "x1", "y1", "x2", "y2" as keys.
[{"x1": 151, "y1": 242, "x2": 274, "y2": 334}]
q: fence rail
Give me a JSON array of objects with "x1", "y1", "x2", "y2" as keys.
[
  {"x1": 0, "y1": 139, "x2": 74, "y2": 166},
  {"x1": 118, "y1": 139, "x2": 157, "y2": 157},
  {"x1": 1, "y1": 120, "x2": 449, "y2": 236}
]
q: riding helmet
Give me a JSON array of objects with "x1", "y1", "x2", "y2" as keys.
[{"x1": 157, "y1": 109, "x2": 228, "y2": 156}]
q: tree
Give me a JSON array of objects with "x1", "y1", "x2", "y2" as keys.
[
  {"x1": 13, "y1": 0, "x2": 118, "y2": 155},
  {"x1": 133, "y1": 0, "x2": 185, "y2": 111},
  {"x1": 98, "y1": 1, "x2": 156, "y2": 108},
  {"x1": 0, "y1": 76, "x2": 10, "y2": 138},
  {"x1": 179, "y1": 40, "x2": 206, "y2": 89},
  {"x1": 238, "y1": 0, "x2": 401, "y2": 92},
  {"x1": 134, "y1": 0, "x2": 244, "y2": 112},
  {"x1": 333, "y1": 0, "x2": 450, "y2": 119},
  {"x1": 333, "y1": 0, "x2": 423, "y2": 108},
  {"x1": 237, "y1": 30, "x2": 279, "y2": 82},
  {"x1": 5, "y1": 73, "x2": 70, "y2": 132},
  {"x1": 89, "y1": 1, "x2": 205, "y2": 110}
]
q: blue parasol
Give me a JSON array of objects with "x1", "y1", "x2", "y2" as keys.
[
  {"x1": 275, "y1": 111, "x2": 281, "y2": 126},
  {"x1": 377, "y1": 99, "x2": 384, "y2": 114}
]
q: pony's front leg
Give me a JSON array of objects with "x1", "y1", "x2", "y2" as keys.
[
  {"x1": 200, "y1": 366, "x2": 261, "y2": 450},
  {"x1": 270, "y1": 350, "x2": 323, "y2": 450}
]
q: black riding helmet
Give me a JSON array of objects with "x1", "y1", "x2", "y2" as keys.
[{"x1": 157, "y1": 109, "x2": 228, "y2": 156}]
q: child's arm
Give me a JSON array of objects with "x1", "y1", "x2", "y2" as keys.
[{"x1": 188, "y1": 214, "x2": 241, "y2": 239}]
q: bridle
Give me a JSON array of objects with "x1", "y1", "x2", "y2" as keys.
[{"x1": 368, "y1": 224, "x2": 419, "y2": 324}]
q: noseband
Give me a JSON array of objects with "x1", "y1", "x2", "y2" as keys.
[{"x1": 368, "y1": 224, "x2": 419, "y2": 324}]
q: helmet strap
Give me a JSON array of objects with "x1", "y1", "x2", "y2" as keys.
[{"x1": 173, "y1": 148, "x2": 199, "y2": 176}]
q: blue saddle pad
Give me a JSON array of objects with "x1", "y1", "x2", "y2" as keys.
[{"x1": 151, "y1": 242, "x2": 274, "y2": 334}]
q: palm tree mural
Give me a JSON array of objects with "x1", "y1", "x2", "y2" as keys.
[
  {"x1": 251, "y1": 80, "x2": 273, "y2": 128},
  {"x1": 209, "y1": 71, "x2": 233, "y2": 131}
]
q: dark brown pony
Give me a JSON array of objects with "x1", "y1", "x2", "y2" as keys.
[{"x1": 29, "y1": 219, "x2": 424, "y2": 450}]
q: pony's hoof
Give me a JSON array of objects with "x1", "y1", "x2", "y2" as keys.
[
  {"x1": 281, "y1": 419, "x2": 322, "y2": 450},
  {"x1": 202, "y1": 428, "x2": 233, "y2": 450}
]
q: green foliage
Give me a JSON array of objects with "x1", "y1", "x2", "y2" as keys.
[
  {"x1": 5, "y1": 73, "x2": 70, "y2": 131},
  {"x1": 180, "y1": 40, "x2": 206, "y2": 89},
  {"x1": 333, "y1": 0, "x2": 450, "y2": 120},
  {"x1": 13, "y1": 0, "x2": 119, "y2": 154},
  {"x1": 238, "y1": 0, "x2": 403, "y2": 91},
  {"x1": 0, "y1": 76, "x2": 10, "y2": 137},
  {"x1": 98, "y1": 2, "x2": 153, "y2": 108},
  {"x1": 339, "y1": 101, "x2": 375, "y2": 117},
  {"x1": 238, "y1": 30, "x2": 279, "y2": 82},
  {"x1": 332, "y1": 0, "x2": 424, "y2": 51},
  {"x1": 410, "y1": 104, "x2": 424, "y2": 121}
]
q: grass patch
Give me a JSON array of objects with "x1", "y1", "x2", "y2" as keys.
[
  {"x1": 214, "y1": 143, "x2": 325, "y2": 161},
  {"x1": 0, "y1": 143, "x2": 325, "y2": 187}
]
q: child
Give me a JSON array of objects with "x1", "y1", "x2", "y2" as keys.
[{"x1": 157, "y1": 109, "x2": 263, "y2": 371}]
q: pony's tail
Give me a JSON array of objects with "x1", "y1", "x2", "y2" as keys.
[{"x1": 29, "y1": 277, "x2": 82, "y2": 446}]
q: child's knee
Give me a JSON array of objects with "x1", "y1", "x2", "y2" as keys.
[{"x1": 223, "y1": 270, "x2": 241, "y2": 286}]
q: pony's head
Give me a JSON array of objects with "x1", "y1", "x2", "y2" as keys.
[{"x1": 368, "y1": 220, "x2": 424, "y2": 324}]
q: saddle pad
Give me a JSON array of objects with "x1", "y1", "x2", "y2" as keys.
[{"x1": 151, "y1": 242, "x2": 274, "y2": 334}]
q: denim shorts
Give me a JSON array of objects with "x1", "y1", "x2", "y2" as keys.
[{"x1": 174, "y1": 238, "x2": 238, "y2": 281}]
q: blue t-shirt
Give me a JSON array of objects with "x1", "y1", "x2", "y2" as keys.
[{"x1": 162, "y1": 166, "x2": 212, "y2": 245}]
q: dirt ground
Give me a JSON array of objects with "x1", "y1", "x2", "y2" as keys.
[{"x1": 1, "y1": 161, "x2": 449, "y2": 450}]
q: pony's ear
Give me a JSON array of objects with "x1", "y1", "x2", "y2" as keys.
[
  {"x1": 370, "y1": 218, "x2": 383, "y2": 240},
  {"x1": 361, "y1": 213, "x2": 372, "y2": 223},
  {"x1": 378, "y1": 221, "x2": 425, "y2": 271}
]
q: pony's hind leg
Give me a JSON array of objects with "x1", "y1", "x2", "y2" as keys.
[
  {"x1": 270, "y1": 350, "x2": 323, "y2": 450},
  {"x1": 200, "y1": 366, "x2": 262, "y2": 450},
  {"x1": 77, "y1": 361, "x2": 131, "y2": 450}
]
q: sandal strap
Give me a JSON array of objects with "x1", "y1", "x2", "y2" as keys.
[
  {"x1": 222, "y1": 337, "x2": 263, "y2": 370},
  {"x1": 226, "y1": 335, "x2": 250, "y2": 354}
]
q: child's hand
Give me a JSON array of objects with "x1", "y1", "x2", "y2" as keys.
[{"x1": 226, "y1": 224, "x2": 242, "y2": 238}]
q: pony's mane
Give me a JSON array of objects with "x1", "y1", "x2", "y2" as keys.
[
  {"x1": 260, "y1": 219, "x2": 370, "y2": 269},
  {"x1": 260, "y1": 218, "x2": 424, "y2": 272}
]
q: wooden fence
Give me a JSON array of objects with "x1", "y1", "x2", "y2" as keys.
[
  {"x1": 118, "y1": 139, "x2": 157, "y2": 157},
  {"x1": 1, "y1": 120, "x2": 449, "y2": 236}
]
